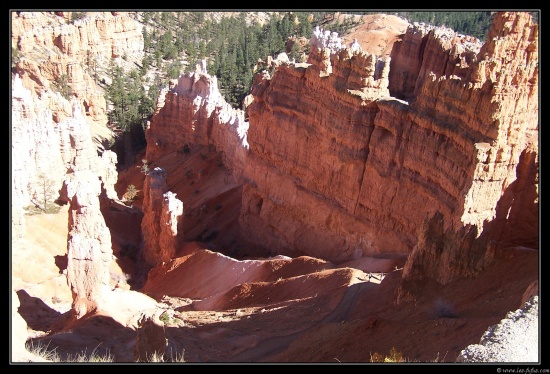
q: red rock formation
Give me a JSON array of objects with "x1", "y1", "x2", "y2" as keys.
[
  {"x1": 240, "y1": 30, "x2": 403, "y2": 261},
  {"x1": 146, "y1": 64, "x2": 249, "y2": 178},
  {"x1": 60, "y1": 102, "x2": 116, "y2": 319},
  {"x1": 339, "y1": 14, "x2": 410, "y2": 57},
  {"x1": 520, "y1": 280, "x2": 538, "y2": 307},
  {"x1": 12, "y1": 11, "x2": 142, "y2": 61},
  {"x1": 11, "y1": 13, "x2": 145, "y2": 326},
  {"x1": 10, "y1": 11, "x2": 539, "y2": 363},
  {"x1": 145, "y1": 13, "x2": 537, "y2": 271},
  {"x1": 242, "y1": 12, "x2": 537, "y2": 270},
  {"x1": 11, "y1": 10, "x2": 138, "y2": 244},
  {"x1": 141, "y1": 167, "x2": 184, "y2": 267},
  {"x1": 388, "y1": 22, "x2": 483, "y2": 102},
  {"x1": 11, "y1": 11, "x2": 143, "y2": 125},
  {"x1": 11, "y1": 73, "x2": 119, "y2": 240},
  {"x1": 12, "y1": 68, "x2": 120, "y2": 321},
  {"x1": 64, "y1": 170, "x2": 113, "y2": 319},
  {"x1": 399, "y1": 12, "x2": 538, "y2": 284}
]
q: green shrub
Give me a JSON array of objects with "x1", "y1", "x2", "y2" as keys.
[{"x1": 124, "y1": 184, "x2": 138, "y2": 203}]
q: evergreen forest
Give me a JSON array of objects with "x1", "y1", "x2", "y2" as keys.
[{"x1": 102, "y1": 11, "x2": 527, "y2": 136}]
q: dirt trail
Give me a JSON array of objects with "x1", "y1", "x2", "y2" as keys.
[{"x1": 227, "y1": 278, "x2": 379, "y2": 362}]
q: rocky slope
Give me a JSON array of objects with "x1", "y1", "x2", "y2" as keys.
[
  {"x1": 11, "y1": 11, "x2": 151, "y2": 361},
  {"x1": 11, "y1": 11, "x2": 144, "y2": 238},
  {"x1": 457, "y1": 295, "x2": 539, "y2": 362},
  {"x1": 11, "y1": 11, "x2": 539, "y2": 363},
  {"x1": 144, "y1": 12, "x2": 538, "y2": 271}
]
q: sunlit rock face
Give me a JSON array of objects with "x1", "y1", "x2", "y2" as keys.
[
  {"x1": 242, "y1": 12, "x2": 537, "y2": 265},
  {"x1": 12, "y1": 11, "x2": 144, "y2": 125},
  {"x1": 141, "y1": 167, "x2": 184, "y2": 267},
  {"x1": 61, "y1": 101, "x2": 116, "y2": 319},
  {"x1": 146, "y1": 13, "x2": 537, "y2": 269},
  {"x1": 145, "y1": 63, "x2": 249, "y2": 179}
]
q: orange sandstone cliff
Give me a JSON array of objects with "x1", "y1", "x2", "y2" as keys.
[
  {"x1": 144, "y1": 12, "x2": 538, "y2": 282},
  {"x1": 11, "y1": 11, "x2": 539, "y2": 363}
]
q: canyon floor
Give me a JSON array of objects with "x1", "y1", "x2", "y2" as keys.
[
  {"x1": 11, "y1": 211, "x2": 539, "y2": 363},
  {"x1": 11, "y1": 143, "x2": 539, "y2": 364}
]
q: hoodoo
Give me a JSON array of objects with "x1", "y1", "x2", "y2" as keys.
[{"x1": 11, "y1": 11, "x2": 538, "y2": 363}]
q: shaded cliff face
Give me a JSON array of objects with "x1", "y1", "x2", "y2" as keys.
[
  {"x1": 240, "y1": 12, "x2": 538, "y2": 267},
  {"x1": 242, "y1": 43, "x2": 393, "y2": 261},
  {"x1": 144, "y1": 12, "x2": 538, "y2": 269},
  {"x1": 398, "y1": 12, "x2": 538, "y2": 284}
]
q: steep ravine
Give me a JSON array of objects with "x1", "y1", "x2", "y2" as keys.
[
  {"x1": 11, "y1": 11, "x2": 538, "y2": 363},
  {"x1": 142, "y1": 12, "x2": 537, "y2": 269}
]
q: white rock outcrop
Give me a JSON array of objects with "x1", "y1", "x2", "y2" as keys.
[{"x1": 457, "y1": 296, "x2": 539, "y2": 363}]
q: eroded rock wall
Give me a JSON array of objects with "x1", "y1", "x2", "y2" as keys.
[
  {"x1": 242, "y1": 12, "x2": 537, "y2": 266},
  {"x1": 241, "y1": 42, "x2": 393, "y2": 260},
  {"x1": 11, "y1": 74, "x2": 119, "y2": 238},
  {"x1": 145, "y1": 12, "x2": 537, "y2": 269},
  {"x1": 145, "y1": 64, "x2": 250, "y2": 179},
  {"x1": 11, "y1": 10, "x2": 138, "y2": 240},
  {"x1": 12, "y1": 11, "x2": 143, "y2": 125},
  {"x1": 388, "y1": 22, "x2": 483, "y2": 102},
  {"x1": 400, "y1": 12, "x2": 538, "y2": 284},
  {"x1": 11, "y1": 9, "x2": 136, "y2": 337},
  {"x1": 61, "y1": 102, "x2": 115, "y2": 319}
]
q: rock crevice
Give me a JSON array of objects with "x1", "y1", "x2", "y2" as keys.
[{"x1": 144, "y1": 12, "x2": 538, "y2": 269}]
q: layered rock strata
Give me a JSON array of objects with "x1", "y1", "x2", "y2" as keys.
[
  {"x1": 12, "y1": 11, "x2": 143, "y2": 126},
  {"x1": 400, "y1": 12, "x2": 538, "y2": 283},
  {"x1": 388, "y1": 22, "x2": 484, "y2": 102},
  {"x1": 241, "y1": 12, "x2": 538, "y2": 266},
  {"x1": 146, "y1": 12, "x2": 538, "y2": 272},
  {"x1": 240, "y1": 28, "x2": 394, "y2": 261}
]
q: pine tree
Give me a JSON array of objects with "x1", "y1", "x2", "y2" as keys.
[
  {"x1": 56, "y1": 73, "x2": 72, "y2": 100},
  {"x1": 33, "y1": 173, "x2": 57, "y2": 213}
]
